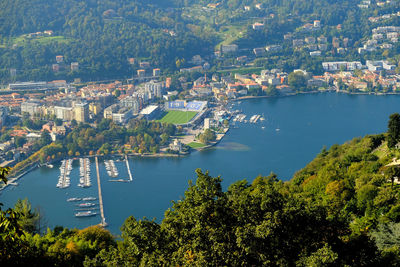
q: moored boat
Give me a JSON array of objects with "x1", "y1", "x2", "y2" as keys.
[{"x1": 75, "y1": 211, "x2": 97, "y2": 217}]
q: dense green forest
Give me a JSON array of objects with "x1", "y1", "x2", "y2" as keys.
[
  {"x1": 4, "y1": 115, "x2": 400, "y2": 265},
  {"x1": 0, "y1": 0, "x2": 397, "y2": 82}
]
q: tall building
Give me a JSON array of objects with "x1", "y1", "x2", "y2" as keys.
[
  {"x1": 145, "y1": 80, "x2": 165, "y2": 98},
  {"x1": 166, "y1": 77, "x2": 172, "y2": 88},
  {"x1": 73, "y1": 102, "x2": 89, "y2": 123},
  {"x1": 121, "y1": 96, "x2": 140, "y2": 114},
  {"x1": 54, "y1": 106, "x2": 73, "y2": 121},
  {"x1": 0, "y1": 107, "x2": 9, "y2": 128},
  {"x1": 21, "y1": 100, "x2": 40, "y2": 116}
]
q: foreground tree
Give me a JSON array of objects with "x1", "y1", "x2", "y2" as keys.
[{"x1": 387, "y1": 113, "x2": 400, "y2": 148}]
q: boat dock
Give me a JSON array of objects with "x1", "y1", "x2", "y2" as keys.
[
  {"x1": 95, "y1": 157, "x2": 107, "y2": 227},
  {"x1": 78, "y1": 158, "x2": 91, "y2": 187},
  {"x1": 125, "y1": 155, "x2": 133, "y2": 182},
  {"x1": 57, "y1": 159, "x2": 72, "y2": 189}
]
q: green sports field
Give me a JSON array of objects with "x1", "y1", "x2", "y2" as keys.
[{"x1": 158, "y1": 110, "x2": 198, "y2": 124}]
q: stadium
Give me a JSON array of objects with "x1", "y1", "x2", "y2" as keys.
[
  {"x1": 159, "y1": 100, "x2": 208, "y2": 125},
  {"x1": 165, "y1": 100, "x2": 207, "y2": 112}
]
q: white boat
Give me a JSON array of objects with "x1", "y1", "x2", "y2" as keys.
[{"x1": 75, "y1": 211, "x2": 97, "y2": 217}]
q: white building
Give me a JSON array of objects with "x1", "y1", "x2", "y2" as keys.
[
  {"x1": 252, "y1": 22, "x2": 264, "y2": 30},
  {"x1": 221, "y1": 44, "x2": 238, "y2": 54},
  {"x1": 322, "y1": 61, "x2": 363, "y2": 71},
  {"x1": 145, "y1": 80, "x2": 165, "y2": 98}
]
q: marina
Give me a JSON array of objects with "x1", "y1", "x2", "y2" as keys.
[
  {"x1": 232, "y1": 113, "x2": 264, "y2": 124},
  {"x1": 56, "y1": 159, "x2": 72, "y2": 189},
  {"x1": 104, "y1": 160, "x2": 119, "y2": 178},
  {"x1": 109, "y1": 155, "x2": 133, "y2": 182},
  {"x1": 78, "y1": 158, "x2": 91, "y2": 188}
]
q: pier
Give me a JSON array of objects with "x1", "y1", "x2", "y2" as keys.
[
  {"x1": 95, "y1": 157, "x2": 107, "y2": 227},
  {"x1": 125, "y1": 155, "x2": 133, "y2": 182}
]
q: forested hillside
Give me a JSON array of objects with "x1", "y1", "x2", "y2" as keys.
[
  {"x1": 4, "y1": 119, "x2": 400, "y2": 265},
  {"x1": 0, "y1": 0, "x2": 395, "y2": 82}
]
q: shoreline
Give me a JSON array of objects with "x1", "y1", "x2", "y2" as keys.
[
  {"x1": 3, "y1": 90, "x2": 399, "y2": 190},
  {"x1": 235, "y1": 89, "x2": 400, "y2": 101},
  {"x1": 0, "y1": 151, "x2": 185, "y2": 192}
]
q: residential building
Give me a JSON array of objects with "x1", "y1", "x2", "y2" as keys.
[
  {"x1": 56, "y1": 55, "x2": 64, "y2": 63},
  {"x1": 322, "y1": 61, "x2": 362, "y2": 71},
  {"x1": 52, "y1": 64, "x2": 59, "y2": 72},
  {"x1": 21, "y1": 100, "x2": 41, "y2": 116},
  {"x1": 310, "y1": 51, "x2": 322, "y2": 56},
  {"x1": 73, "y1": 102, "x2": 89, "y2": 123},
  {"x1": 252, "y1": 22, "x2": 264, "y2": 30},
  {"x1": 104, "y1": 104, "x2": 133, "y2": 124},
  {"x1": 71, "y1": 62, "x2": 79, "y2": 71},
  {"x1": 145, "y1": 80, "x2": 165, "y2": 98},
  {"x1": 366, "y1": 60, "x2": 396, "y2": 71},
  {"x1": 153, "y1": 68, "x2": 161, "y2": 76},
  {"x1": 139, "y1": 61, "x2": 151, "y2": 69},
  {"x1": 292, "y1": 39, "x2": 304, "y2": 47},
  {"x1": 121, "y1": 96, "x2": 140, "y2": 114},
  {"x1": 137, "y1": 69, "x2": 146, "y2": 77},
  {"x1": 221, "y1": 44, "x2": 238, "y2": 54},
  {"x1": 265, "y1": 45, "x2": 282, "y2": 52},
  {"x1": 305, "y1": 37, "x2": 316, "y2": 44},
  {"x1": 253, "y1": 47, "x2": 266, "y2": 57}
]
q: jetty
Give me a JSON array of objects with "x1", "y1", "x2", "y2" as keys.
[
  {"x1": 95, "y1": 157, "x2": 107, "y2": 227},
  {"x1": 125, "y1": 155, "x2": 133, "y2": 182}
]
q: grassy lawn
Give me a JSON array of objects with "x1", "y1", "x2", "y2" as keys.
[
  {"x1": 187, "y1": 142, "x2": 206, "y2": 148},
  {"x1": 158, "y1": 110, "x2": 197, "y2": 124}
]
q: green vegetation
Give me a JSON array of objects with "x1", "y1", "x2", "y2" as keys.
[
  {"x1": 158, "y1": 110, "x2": 197, "y2": 124},
  {"x1": 387, "y1": 113, "x2": 400, "y2": 148},
  {"x1": 187, "y1": 142, "x2": 206, "y2": 148},
  {"x1": 5, "y1": 121, "x2": 400, "y2": 264},
  {"x1": 199, "y1": 128, "x2": 216, "y2": 144},
  {"x1": 0, "y1": 0, "x2": 391, "y2": 83}
]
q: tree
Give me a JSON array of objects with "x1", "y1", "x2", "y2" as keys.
[
  {"x1": 13, "y1": 198, "x2": 40, "y2": 233},
  {"x1": 387, "y1": 113, "x2": 400, "y2": 148},
  {"x1": 199, "y1": 129, "x2": 216, "y2": 144},
  {"x1": 40, "y1": 130, "x2": 52, "y2": 147},
  {"x1": 385, "y1": 166, "x2": 400, "y2": 188},
  {"x1": 71, "y1": 119, "x2": 78, "y2": 127},
  {"x1": 288, "y1": 71, "x2": 307, "y2": 90},
  {"x1": 55, "y1": 118, "x2": 63, "y2": 126},
  {"x1": 15, "y1": 136, "x2": 26, "y2": 148}
]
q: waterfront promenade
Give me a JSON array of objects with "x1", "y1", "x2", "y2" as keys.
[{"x1": 95, "y1": 157, "x2": 107, "y2": 227}]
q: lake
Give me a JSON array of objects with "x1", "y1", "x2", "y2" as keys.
[{"x1": 1, "y1": 93, "x2": 399, "y2": 234}]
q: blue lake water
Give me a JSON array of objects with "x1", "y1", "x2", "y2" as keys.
[{"x1": 1, "y1": 93, "x2": 400, "y2": 234}]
